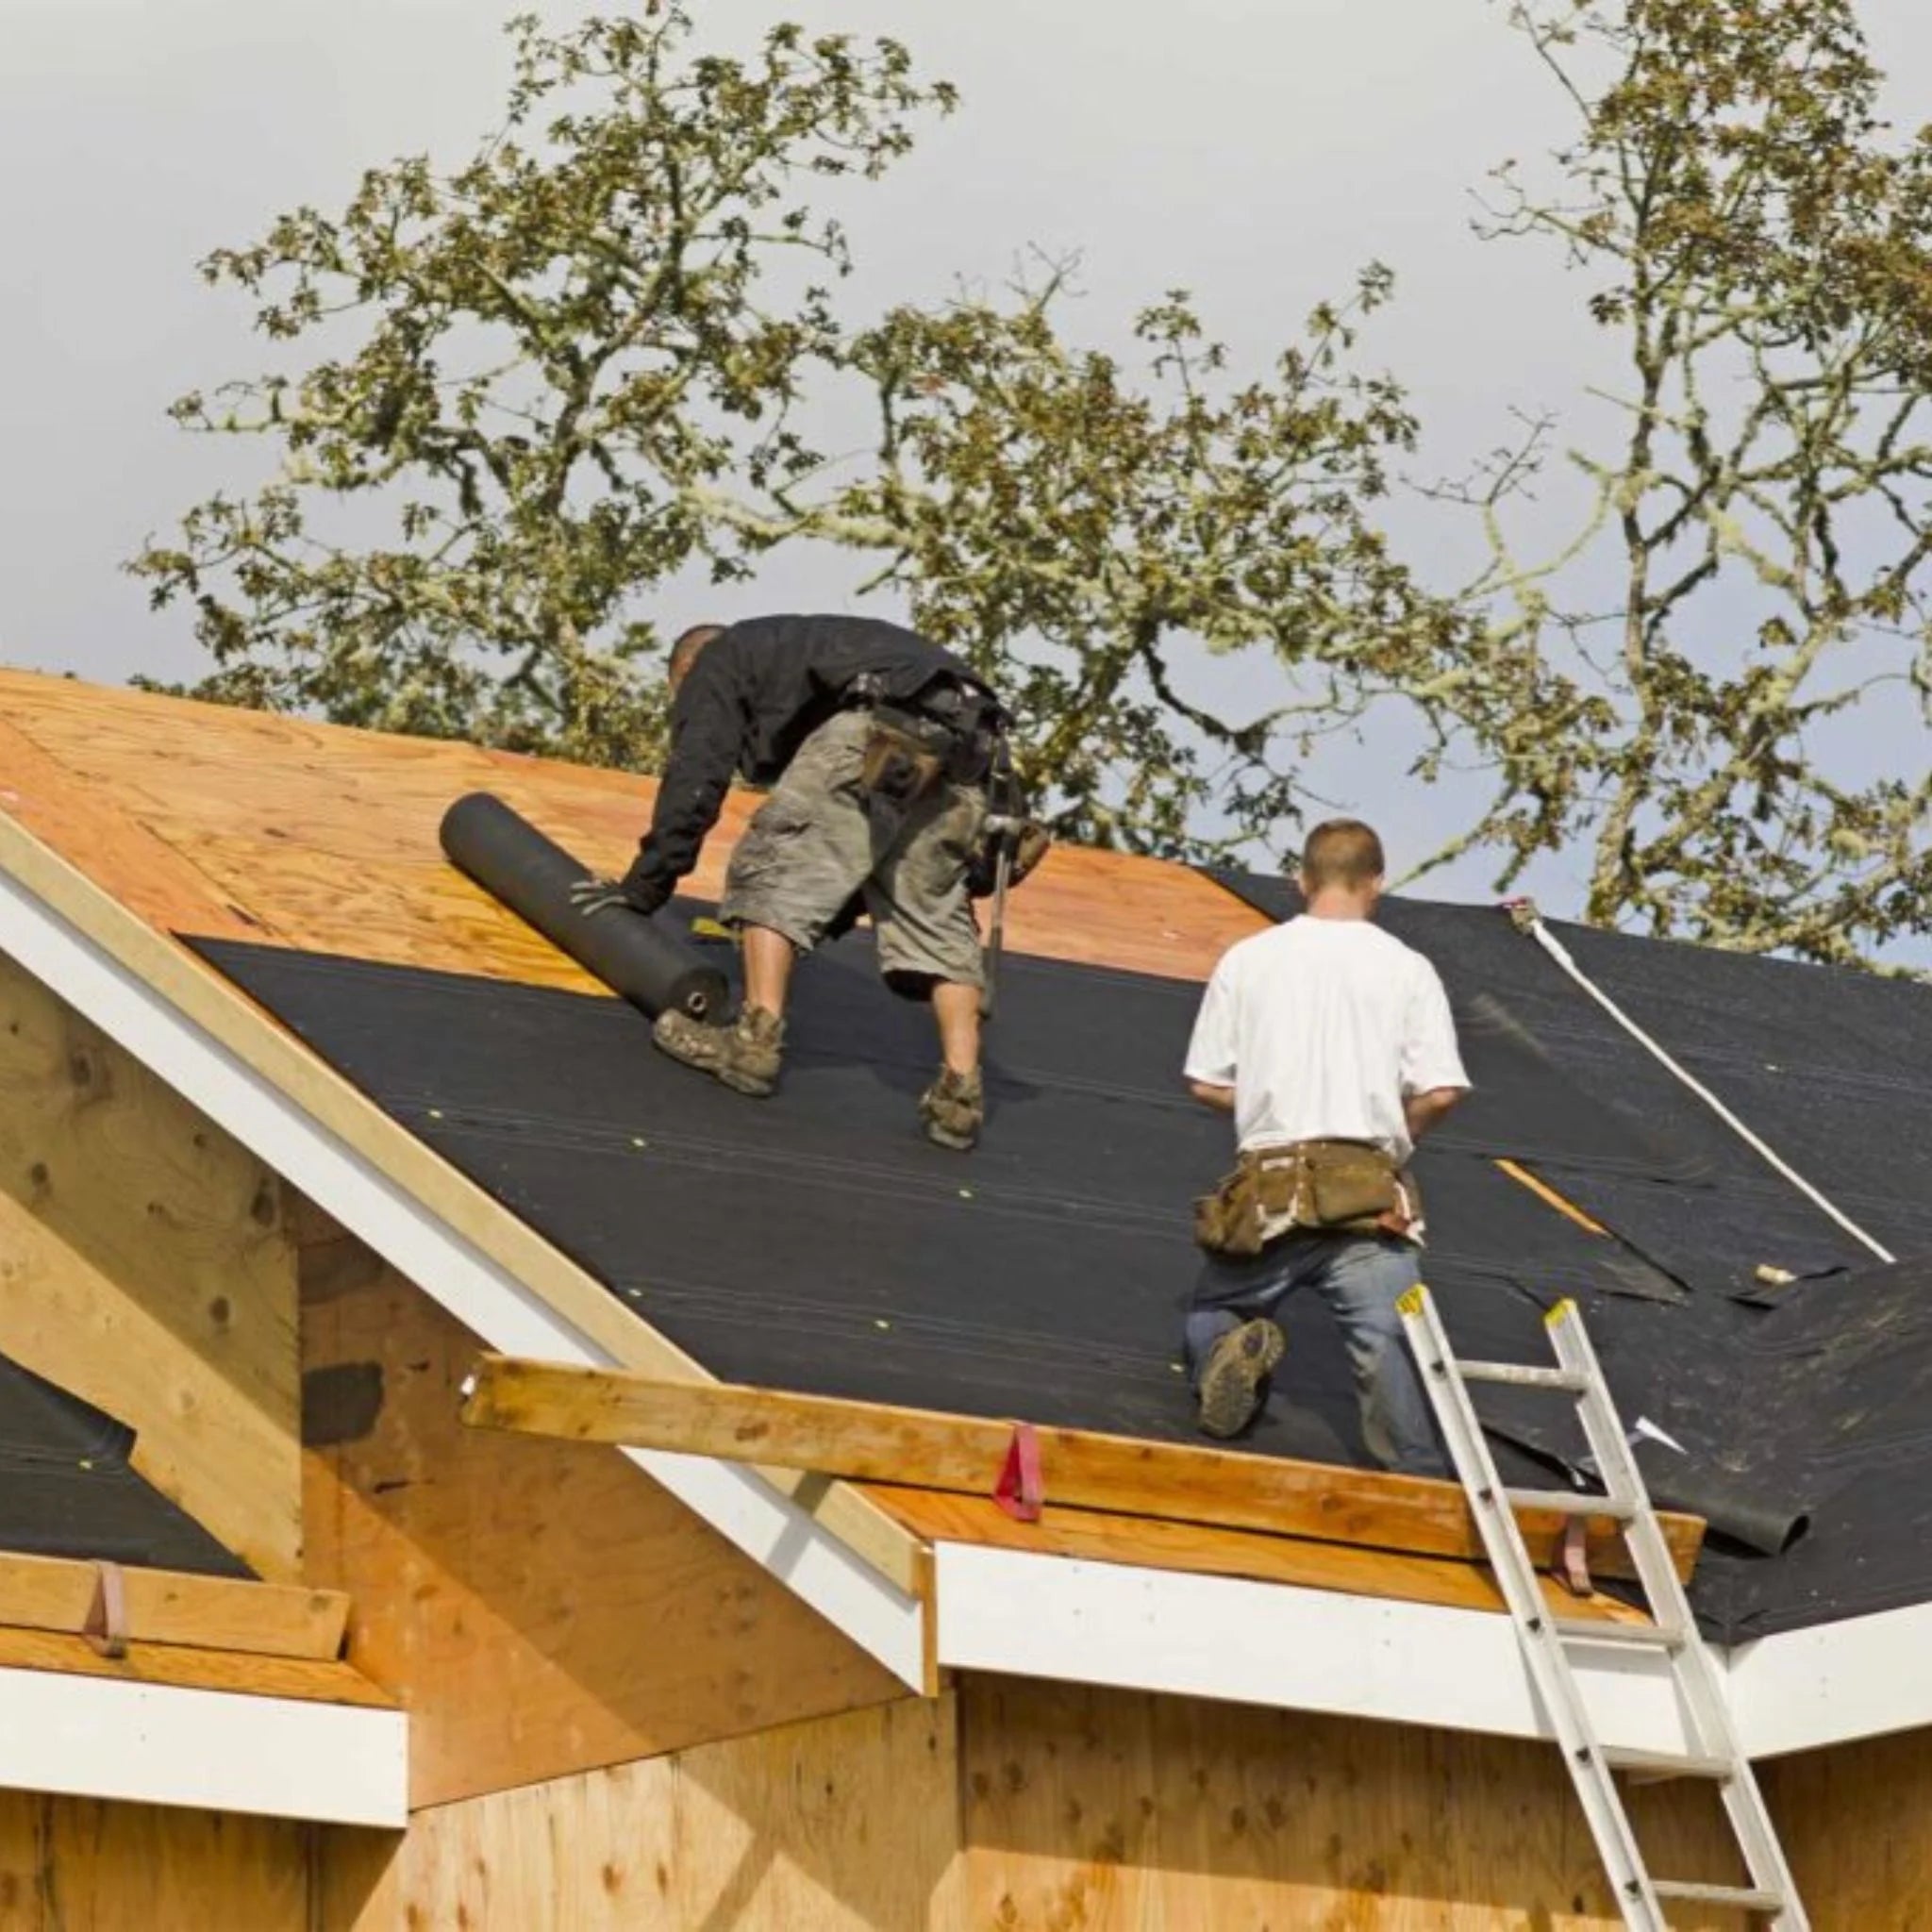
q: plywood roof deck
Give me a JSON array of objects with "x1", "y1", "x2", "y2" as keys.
[
  {"x1": 0, "y1": 668, "x2": 1657, "y2": 1628},
  {"x1": 0, "y1": 669, "x2": 1265, "y2": 988}
]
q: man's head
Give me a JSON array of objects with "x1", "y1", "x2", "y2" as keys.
[
  {"x1": 1297, "y1": 818, "x2": 1386, "y2": 916},
  {"x1": 667, "y1": 623, "x2": 725, "y2": 694}
]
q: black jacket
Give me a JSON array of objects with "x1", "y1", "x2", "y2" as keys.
[{"x1": 620, "y1": 614, "x2": 989, "y2": 911}]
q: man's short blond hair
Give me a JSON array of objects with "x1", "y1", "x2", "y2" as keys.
[{"x1": 1300, "y1": 819, "x2": 1386, "y2": 892}]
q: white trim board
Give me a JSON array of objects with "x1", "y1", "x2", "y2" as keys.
[
  {"x1": 1726, "y1": 1599, "x2": 1932, "y2": 1760},
  {"x1": 0, "y1": 1666, "x2": 406, "y2": 1826},
  {"x1": 934, "y1": 1543, "x2": 1932, "y2": 1763},
  {"x1": 934, "y1": 1543, "x2": 1703, "y2": 1757},
  {"x1": 0, "y1": 870, "x2": 925, "y2": 1693}
]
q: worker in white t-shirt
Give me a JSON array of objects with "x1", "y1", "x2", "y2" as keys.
[{"x1": 1181, "y1": 819, "x2": 1471, "y2": 1471}]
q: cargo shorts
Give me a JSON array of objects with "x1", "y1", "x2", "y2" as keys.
[{"x1": 721, "y1": 708, "x2": 987, "y2": 992}]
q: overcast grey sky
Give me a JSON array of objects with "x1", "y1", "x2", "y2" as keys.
[{"x1": 6, "y1": 0, "x2": 1932, "y2": 911}]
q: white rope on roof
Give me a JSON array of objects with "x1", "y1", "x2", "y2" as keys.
[{"x1": 1503, "y1": 900, "x2": 1897, "y2": 1268}]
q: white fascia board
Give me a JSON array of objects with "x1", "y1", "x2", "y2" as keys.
[
  {"x1": 0, "y1": 1666, "x2": 406, "y2": 1826},
  {"x1": 0, "y1": 872, "x2": 924, "y2": 1691},
  {"x1": 934, "y1": 1543, "x2": 1703, "y2": 1757},
  {"x1": 1728, "y1": 1601, "x2": 1932, "y2": 1759},
  {"x1": 939, "y1": 1547, "x2": 1932, "y2": 1761}
]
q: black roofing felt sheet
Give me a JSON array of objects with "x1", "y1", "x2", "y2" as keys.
[
  {"x1": 0, "y1": 1352, "x2": 247, "y2": 1575},
  {"x1": 194, "y1": 880, "x2": 1932, "y2": 1641}
]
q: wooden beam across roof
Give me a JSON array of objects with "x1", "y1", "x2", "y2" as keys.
[
  {"x1": 0, "y1": 1549, "x2": 349, "y2": 1662},
  {"x1": 460, "y1": 1357, "x2": 1706, "y2": 1584}
]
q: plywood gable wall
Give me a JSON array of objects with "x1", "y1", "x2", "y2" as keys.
[
  {"x1": 0, "y1": 954, "x2": 302, "y2": 1578},
  {"x1": 293, "y1": 1201, "x2": 907, "y2": 1809},
  {"x1": 958, "y1": 1677, "x2": 1754, "y2": 1932},
  {"x1": 315, "y1": 1697, "x2": 962, "y2": 1932},
  {"x1": 0, "y1": 1789, "x2": 309, "y2": 1931}
]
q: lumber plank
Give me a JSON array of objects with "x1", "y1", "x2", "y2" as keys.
[
  {"x1": 0, "y1": 804, "x2": 924, "y2": 1598},
  {"x1": 861, "y1": 1486, "x2": 1656, "y2": 1624},
  {"x1": 302, "y1": 1248, "x2": 908, "y2": 1808},
  {"x1": 0, "y1": 953, "x2": 305, "y2": 1579},
  {"x1": 0, "y1": 1548, "x2": 347, "y2": 1661},
  {"x1": 462, "y1": 1358, "x2": 1706, "y2": 1583},
  {"x1": 0, "y1": 1625, "x2": 396, "y2": 1708}
]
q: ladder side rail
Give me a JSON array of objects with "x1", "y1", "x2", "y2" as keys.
[
  {"x1": 1400, "y1": 1288, "x2": 1666, "y2": 1930},
  {"x1": 1548, "y1": 1306, "x2": 1809, "y2": 1932}
]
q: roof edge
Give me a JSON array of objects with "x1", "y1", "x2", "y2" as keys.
[
  {"x1": 935, "y1": 1544, "x2": 1932, "y2": 1759},
  {"x1": 0, "y1": 1648, "x2": 405, "y2": 1825}
]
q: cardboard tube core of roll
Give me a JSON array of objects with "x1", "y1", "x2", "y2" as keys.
[{"x1": 440, "y1": 792, "x2": 729, "y2": 1023}]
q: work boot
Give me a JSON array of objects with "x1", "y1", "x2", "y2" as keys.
[
  {"x1": 1196, "y1": 1319, "x2": 1286, "y2": 1441},
  {"x1": 652, "y1": 1005, "x2": 785, "y2": 1097},
  {"x1": 919, "y1": 1066, "x2": 984, "y2": 1152}
]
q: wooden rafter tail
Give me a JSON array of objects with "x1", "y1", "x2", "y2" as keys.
[{"x1": 460, "y1": 1357, "x2": 1706, "y2": 1583}]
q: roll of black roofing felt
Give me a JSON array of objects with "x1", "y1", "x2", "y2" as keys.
[
  {"x1": 1649, "y1": 1474, "x2": 1811, "y2": 1557},
  {"x1": 440, "y1": 791, "x2": 729, "y2": 1023}
]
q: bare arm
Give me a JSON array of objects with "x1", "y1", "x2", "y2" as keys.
[
  {"x1": 1403, "y1": 1086, "x2": 1465, "y2": 1143},
  {"x1": 1189, "y1": 1079, "x2": 1238, "y2": 1115}
]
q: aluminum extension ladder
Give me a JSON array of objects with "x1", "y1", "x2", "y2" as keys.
[{"x1": 1397, "y1": 1285, "x2": 1807, "y2": 1929}]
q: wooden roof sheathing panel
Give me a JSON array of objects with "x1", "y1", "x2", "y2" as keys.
[{"x1": 0, "y1": 669, "x2": 1264, "y2": 990}]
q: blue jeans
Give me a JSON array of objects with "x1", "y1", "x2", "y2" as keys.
[{"x1": 1184, "y1": 1234, "x2": 1448, "y2": 1476}]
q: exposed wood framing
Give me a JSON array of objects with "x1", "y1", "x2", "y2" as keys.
[
  {"x1": 0, "y1": 953, "x2": 303, "y2": 1578},
  {"x1": 0, "y1": 1548, "x2": 347, "y2": 1661},
  {"x1": 312, "y1": 1696, "x2": 961, "y2": 1932},
  {"x1": 460, "y1": 1357, "x2": 1704, "y2": 1585},
  {"x1": 301, "y1": 1233, "x2": 910, "y2": 1809}
]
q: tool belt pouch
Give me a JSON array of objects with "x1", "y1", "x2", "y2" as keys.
[
  {"x1": 1302, "y1": 1141, "x2": 1404, "y2": 1227},
  {"x1": 859, "y1": 715, "x2": 946, "y2": 807},
  {"x1": 1193, "y1": 1143, "x2": 1417, "y2": 1257},
  {"x1": 1192, "y1": 1163, "x2": 1267, "y2": 1258}
]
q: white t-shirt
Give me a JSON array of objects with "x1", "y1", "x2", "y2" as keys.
[{"x1": 1184, "y1": 915, "x2": 1470, "y2": 1163}]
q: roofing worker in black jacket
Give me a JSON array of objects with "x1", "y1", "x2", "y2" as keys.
[{"x1": 574, "y1": 614, "x2": 1006, "y2": 1151}]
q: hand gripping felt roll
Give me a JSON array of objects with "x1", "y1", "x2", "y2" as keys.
[{"x1": 440, "y1": 792, "x2": 729, "y2": 1022}]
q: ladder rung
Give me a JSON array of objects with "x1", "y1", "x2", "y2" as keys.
[
  {"x1": 1601, "y1": 1746, "x2": 1735, "y2": 1780},
  {"x1": 1653, "y1": 1880, "x2": 1787, "y2": 1909},
  {"x1": 1457, "y1": 1361, "x2": 1589, "y2": 1392},
  {"x1": 1503, "y1": 1487, "x2": 1636, "y2": 1521},
  {"x1": 1551, "y1": 1617, "x2": 1686, "y2": 1650}
]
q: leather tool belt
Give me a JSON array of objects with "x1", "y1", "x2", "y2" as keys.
[
  {"x1": 858, "y1": 708, "x2": 954, "y2": 807},
  {"x1": 850, "y1": 670, "x2": 1002, "y2": 804},
  {"x1": 1193, "y1": 1140, "x2": 1423, "y2": 1258}
]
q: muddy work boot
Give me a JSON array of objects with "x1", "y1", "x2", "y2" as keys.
[
  {"x1": 652, "y1": 1006, "x2": 785, "y2": 1097},
  {"x1": 919, "y1": 1066, "x2": 984, "y2": 1152},
  {"x1": 1195, "y1": 1319, "x2": 1286, "y2": 1441}
]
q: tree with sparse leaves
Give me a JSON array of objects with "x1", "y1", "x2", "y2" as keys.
[
  {"x1": 131, "y1": 7, "x2": 1503, "y2": 856},
  {"x1": 1433, "y1": 0, "x2": 1932, "y2": 965}
]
